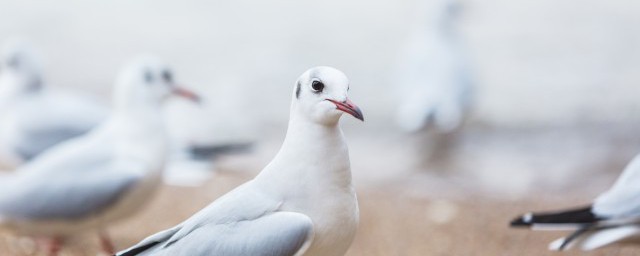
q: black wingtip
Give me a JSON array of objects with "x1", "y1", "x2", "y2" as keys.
[
  {"x1": 509, "y1": 205, "x2": 601, "y2": 228},
  {"x1": 117, "y1": 241, "x2": 161, "y2": 256},
  {"x1": 510, "y1": 213, "x2": 534, "y2": 227}
]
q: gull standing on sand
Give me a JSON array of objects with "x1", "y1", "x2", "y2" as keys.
[
  {"x1": 117, "y1": 66, "x2": 364, "y2": 256},
  {"x1": 0, "y1": 39, "x2": 108, "y2": 167},
  {"x1": 511, "y1": 153, "x2": 640, "y2": 251},
  {"x1": 0, "y1": 56, "x2": 199, "y2": 255}
]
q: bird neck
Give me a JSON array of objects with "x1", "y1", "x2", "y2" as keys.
[
  {"x1": 109, "y1": 105, "x2": 168, "y2": 172},
  {"x1": 0, "y1": 73, "x2": 41, "y2": 103},
  {"x1": 256, "y1": 114, "x2": 353, "y2": 191}
]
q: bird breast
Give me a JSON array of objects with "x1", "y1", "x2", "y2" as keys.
[{"x1": 301, "y1": 188, "x2": 359, "y2": 256}]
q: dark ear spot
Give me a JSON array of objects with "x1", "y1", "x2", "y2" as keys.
[{"x1": 295, "y1": 81, "x2": 301, "y2": 99}]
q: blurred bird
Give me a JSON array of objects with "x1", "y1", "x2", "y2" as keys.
[
  {"x1": 0, "y1": 56, "x2": 199, "y2": 255},
  {"x1": 117, "y1": 66, "x2": 363, "y2": 256},
  {"x1": 0, "y1": 39, "x2": 108, "y2": 167},
  {"x1": 395, "y1": 0, "x2": 472, "y2": 133},
  {"x1": 0, "y1": 39, "x2": 241, "y2": 185},
  {"x1": 163, "y1": 141, "x2": 253, "y2": 185},
  {"x1": 511, "y1": 154, "x2": 640, "y2": 251}
]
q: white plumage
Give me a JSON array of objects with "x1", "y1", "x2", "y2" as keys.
[
  {"x1": 0, "y1": 39, "x2": 108, "y2": 167},
  {"x1": 0, "y1": 56, "x2": 199, "y2": 255},
  {"x1": 118, "y1": 66, "x2": 363, "y2": 256}
]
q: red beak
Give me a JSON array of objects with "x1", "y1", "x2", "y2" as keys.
[
  {"x1": 327, "y1": 98, "x2": 364, "y2": 121},
  {"x1": 172, "y1": 86, "x2": 201, "y2": 103}
]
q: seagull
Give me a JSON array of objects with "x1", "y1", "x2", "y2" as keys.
[
  {"x1": 0, "y1": 39, "x2": 108, "y2": 167},
  {"x1": 395, "y1": 0, "x2": 472, "y2": 133},
  {"x1": 0, "y1": 55, "x2": 199, "y2": 255},
  {"x1": 117, "y1": 66, "x2": 364, "y2": 256},
  {"x1": 510, "y1": 153, "x2": 640, "y2": 251}
]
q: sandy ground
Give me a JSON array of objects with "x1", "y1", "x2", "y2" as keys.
[{"x1": 1, "y1": 171, "x2": 639, "y2": 256}]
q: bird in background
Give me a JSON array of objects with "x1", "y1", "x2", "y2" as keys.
[
  {"x1": 117, "y1": 66, "x2": 363, "y2": 256},
  {"x1": 0, "y1": 56, "x2": 200, "y2": 255},
  {"x1": 0, "y1": 38, "x2": 108, "y2": 168},
  {"x1": 395, "y1": 0, "x2": 473, "y2": 133},
  {"x1": 511, "y1": 153, "x2": 640, "y2": 251},
  {"x1": 0, "y1": 38, "x2": 246, "y2": 187}
]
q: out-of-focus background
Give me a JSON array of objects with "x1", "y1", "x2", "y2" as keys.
[{"x1": 1, "y1": 0, "x2": 640, "y2": 255}]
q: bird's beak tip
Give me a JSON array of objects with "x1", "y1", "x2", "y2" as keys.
[{"x1": 328, "y1": 98, "x2": 364, "y2": 122}]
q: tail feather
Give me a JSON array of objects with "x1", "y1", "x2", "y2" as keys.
[
  {"x1": 580, "y1": 225, "x2": 640, "y2": 250},
  {"x1": 548, "y1": 225, "x2": 640, "y2": 251},
  {"x1": 549, "y1": 237, "x2": 570, "y2": 251}
]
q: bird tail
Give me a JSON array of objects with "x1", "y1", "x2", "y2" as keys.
[{"x1": 549, "y1": 225, "x2": 640, "y2": 251}]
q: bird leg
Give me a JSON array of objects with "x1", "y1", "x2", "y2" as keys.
[{"x1": 98, "y1": 230, "x2": 115, "y2": 254}]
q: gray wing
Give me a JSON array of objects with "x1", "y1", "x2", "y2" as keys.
[
  {"x1": 12, "y1": 90, "x2": 107, "y2": 160},
  {"x1": 0, "y1": 167, "x2": 139, "y2": 220},
  {"x1": 0, "y1": 118, "x2": 141, "y2": 220},
  {"x1": 14, "y1": 126, "x2": 90, "y2": 160},
  {"x1": 118, "y1": 211, "x2": 313, "y2": 256}
]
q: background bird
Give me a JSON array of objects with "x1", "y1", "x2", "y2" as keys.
[
  {"x1": 0, "y1": 39, "x2": 108, "y2": 168},
  {"x1": 510, "y1": 153, "x2": 640, "y2": 251},
  {"x1": 0, "y1": 39, "x2": 244, "y2": 187},
  {"x1": 117, "y1": 66, "x2": 363, "y2": 256},
  {"x1": 0, "y1": 55, "x2": 199, "y2": 255},
  {"x1": 395, "y1": 0, "x2": 473, "y2": 134},
  {"x1": 393, "y1": 0, "x2": 474, "y2": 171}
]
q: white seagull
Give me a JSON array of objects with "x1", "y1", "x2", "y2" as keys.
[
  {"x1": 511, "y1": 153, "x2": 640, "y2": 251},
  {"x1": 0, "y1": 39, "x2": 108, "y2": 167},
  {"x1": 395, "y1": 0, "x2": 472, "y2": 133},
  {"x1": 0, "y1": 56, "x2": 199, "y2": 255},
  {"x1": 117, "y1": 66, "x2": 364, "y2": 256}
]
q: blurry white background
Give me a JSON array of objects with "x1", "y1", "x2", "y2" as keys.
[
  {"x1": 1, "y1": 0, "x2": 639, "y2": 129},
  {"x1": 2, "y1": 1, "x2": 640, "y2": 255}
]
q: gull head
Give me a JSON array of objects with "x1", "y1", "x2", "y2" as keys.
[
  {"x1": 114, "y1": 55, "x2": 200, "y2": 109},
  {"x1": 0, "y1": 39, "x2": 43, "y2": 94},
  {"x1": 292, "y1": 66, "x2": 363, "y2": 125}
]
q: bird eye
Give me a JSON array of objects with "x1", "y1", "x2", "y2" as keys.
[
  {"x1": 311, "y1": 80, "x2": 324, "y2": 93},
  {"x1": 162, "y1": 70, "x2": 173, "y2": 83},
  {"x1": 144, "y1": 70, "x2": 153, "y2": 83}
]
